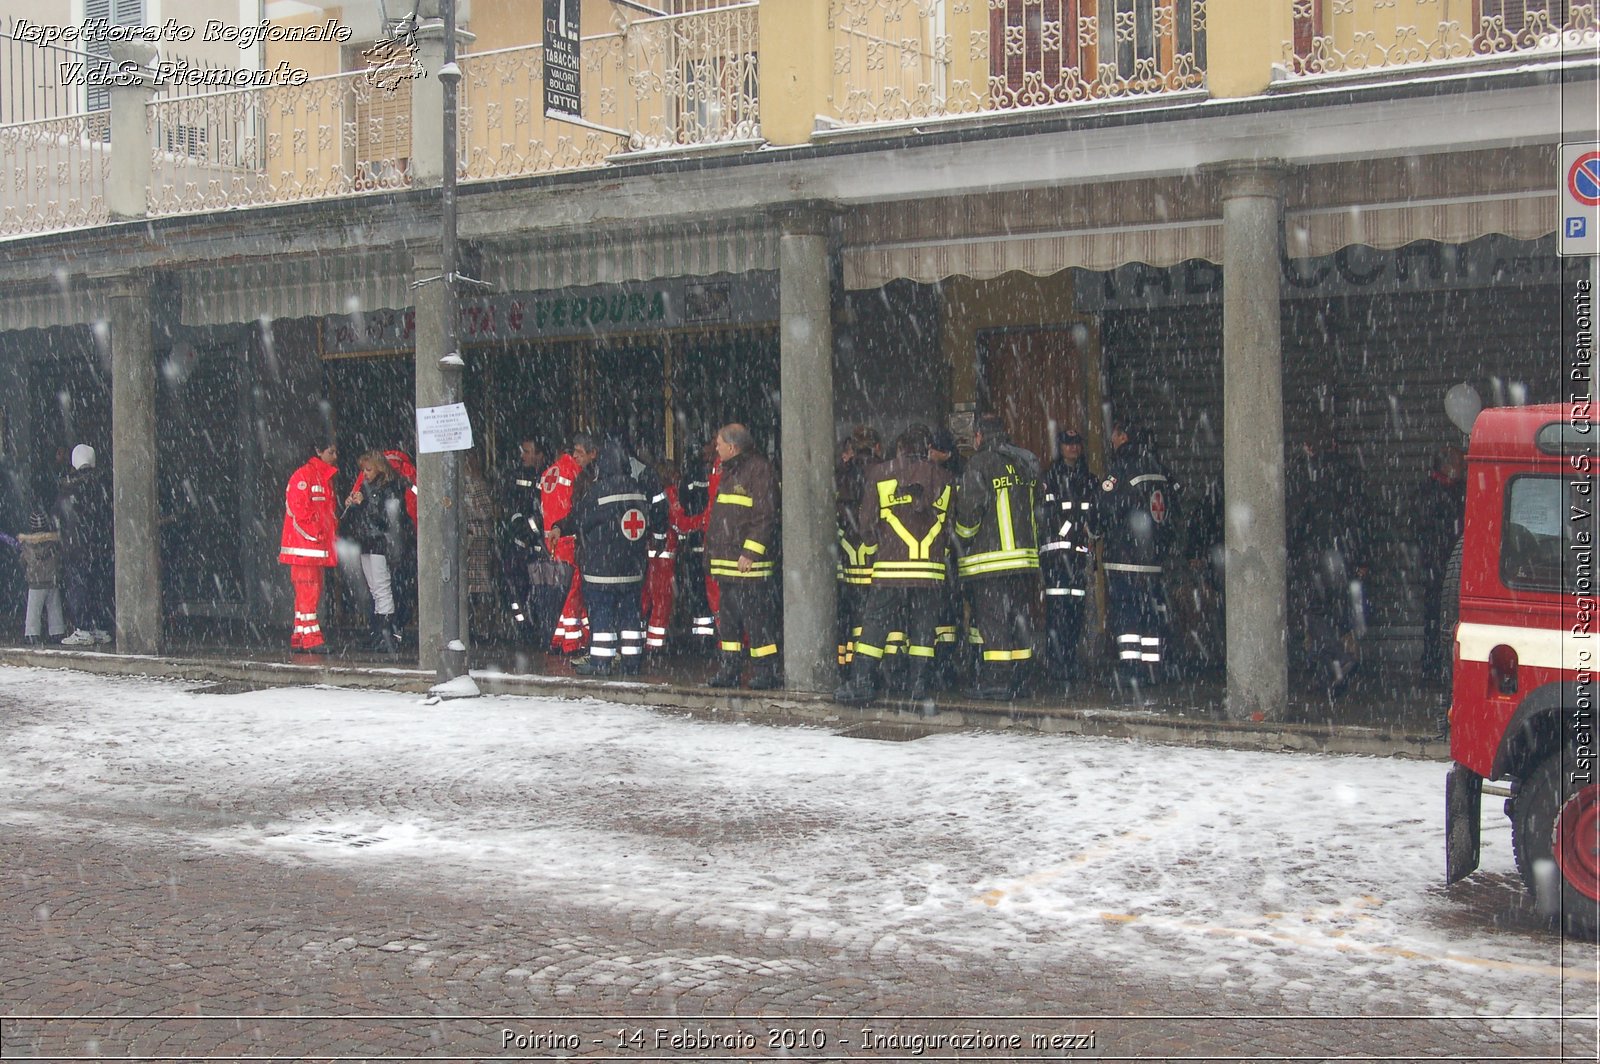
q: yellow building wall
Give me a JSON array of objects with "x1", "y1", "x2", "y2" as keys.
[
  {"x1": 758, "y1": 0, "x2": 831, "y2": 145},
  {"x1": 1209, "y1": 0, "x2": 1293, "y2": 97}
]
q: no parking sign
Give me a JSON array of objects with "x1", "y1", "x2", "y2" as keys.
[{"x1": 1560, "y1": 143, "x2": 1600, "y2": 257}]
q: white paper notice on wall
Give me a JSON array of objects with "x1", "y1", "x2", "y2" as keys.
[{"x1": 416, "y1": 403, "x2": 474, "y2": 454}]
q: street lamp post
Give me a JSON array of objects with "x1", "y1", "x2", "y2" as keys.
[{"x1": 435, "y1": 0, "x2": 468, "y2": 685}]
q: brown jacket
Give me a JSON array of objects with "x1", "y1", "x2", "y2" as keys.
[
  {"x1": 858, "y1": 455, "x2": 953, "y2": 586},
  {"x1": 707, "y1": 448, "x2": 778, "y2": 580}
]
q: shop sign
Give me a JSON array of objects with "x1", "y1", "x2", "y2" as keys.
[
  {"x1": 1074, "y1": 235, "x2": 1563, "y2": 312},
  {"x1": 322, "y1": 275, "x2": 779, "y2": 355},
  {"x1": 543, "y1": 0, "x2": 581, "y2": 122}
]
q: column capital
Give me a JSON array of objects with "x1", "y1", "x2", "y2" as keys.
[
  {"x1": 410, "y1": 242, "x2": 446, "y2": 274},
  {"x1": 772, "y1": 202, "x2": 842, "y2": 239},
  {"x1": 412, "y1": 17, "x2": 477, "y2": 50},
  {"x1": 108, "y1": 41, "x2": 161, "y2": 92},
  {"x1": 1207, "y1": 160, "x2": 1290, "y2": 201}
]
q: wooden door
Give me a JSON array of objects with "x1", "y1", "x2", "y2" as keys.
[{"x1": 977, "y1": 325, "x2": 1088, "y2": 466}]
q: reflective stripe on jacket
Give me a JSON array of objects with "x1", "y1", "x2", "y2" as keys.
[
  {"x1": 860, "y1": 455, "x2": 953, "y2": 586},
  {"x1": 279, "y1": 455, "x2": 338, "y2": 567},
  {"x1": 954, "y1": 442, "x2": 1039, "y2": 579},
  {"x1": 707, "y1": 449, "x2": 777, "y2": 579}
]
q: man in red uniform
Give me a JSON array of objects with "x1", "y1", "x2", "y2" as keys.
[
  {"x1": 541, "y1": 433, "x2": 598, "y2": 655},
  {"x1": 639, "y1": 461, "x2": 680, "y2": 653},
  {"x1": 279, "y1": 440, "x2": 340, "y2": 654}
]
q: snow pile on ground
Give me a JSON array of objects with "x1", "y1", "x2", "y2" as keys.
[{"x1": 0, "y1": 666, "x2": 1592, "y2": 1018}]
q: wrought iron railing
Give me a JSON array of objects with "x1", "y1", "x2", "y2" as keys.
[
  {"x1": 459, "y1": 2, "x2": 760, "y2": 182},
  {"x1": 145, "y1": 69, "x2": 412, "y2": 217},
  {"x1": 829, "y1": 0, "x2": 1206, "y2": 125},
  {"x1": 0, "y1": 113, "x2": 111, "y2": 235},
  {"x1": 3, "y1": 5, "x2": 761, "y2": 232},
  {"x1": 1284, "y1": 0, "x2": 1597, "y2": 77}
]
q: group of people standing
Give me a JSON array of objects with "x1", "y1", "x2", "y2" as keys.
[
  {"x1": 6, "y1": 444, "x2": 114, "y2": 648},
  {"x1": 495, "y1": 424, "x2": 781, "y2": 686},
  {"x1": 273, "y1": 413, "x2": 1463, "y2": 707},
  {"x1": 278, "y1": 440, "x2": 420, "y2": 655},
  {"x1": 833, "y1": 413, "x2": 1180, "y2": 706}
]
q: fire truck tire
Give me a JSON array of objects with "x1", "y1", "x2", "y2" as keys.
[
  {"x1": 1512, "y1": 747, "x2": 1600, "y2": 939},
  {"x1": 1438, "y1": 538, "x2": 1462, "y2": 692}
]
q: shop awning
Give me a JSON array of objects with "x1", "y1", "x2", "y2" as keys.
[
  {"x1": 1284, "y1": 191, "x2": 1555, "y2": 259},
  {"x1": 844, "y1": 218, "x2": 1225, "y2": 290},
  {"x1": 1, "y1": 282, "x2": 110, "y2": 331},
  {"x1": 480, "y1": 221, "x2": 780, "y2": 293},
  {"x1": 840, "y1": 148, "x2": 1558, "y2": 289},
  {"x1": 180, "y1": 249, "x2": 413, "y2": 327}
]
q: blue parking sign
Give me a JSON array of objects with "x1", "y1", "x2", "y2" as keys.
[{"x1": 1561, "y1": 144, "x2": 1600, "y2": 255}]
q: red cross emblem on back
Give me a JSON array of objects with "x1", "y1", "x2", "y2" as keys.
[
  {"x1": 621, "y1": 508, "x2": 647, "y2": 541},
  {"x1": 539, "y1": 469, "x2": 561, "y2": 494}
]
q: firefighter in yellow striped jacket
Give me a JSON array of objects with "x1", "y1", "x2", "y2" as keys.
[
  {"x1": 705, "y1": 423, "x2": 782, "y2": 690},
  {"x1": 833, "y1": 425, "x2": 953, "y2": 708},
  {"x1": 834, "y1": 428, "x2": 879, "y2": 675},
  {"x1": 953, "y1": 413, "x2": 1041, "y2": 701}
]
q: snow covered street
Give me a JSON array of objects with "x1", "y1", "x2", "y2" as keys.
[{"x1": 1, "y1": 665, "x2": 1595, "y2": 1060}]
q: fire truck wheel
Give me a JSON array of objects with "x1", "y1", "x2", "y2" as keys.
[{"x1": 1513, "y1": 747, "x2": 1600, "y2": 939}]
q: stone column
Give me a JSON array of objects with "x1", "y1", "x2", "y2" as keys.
[
  {"x1": 410, "y1": 14, "x2": 474, "y2": 189},
  {"x1": 106, "y1": 41, "x2": 158, "y2": 220},
  {"x1": 412, "y1": 245, "x2": 457, "y2": 674},
  {"x1": 108, "y1": 276, "x2": 161, "y2": 654},
  {"x1": 1219, "y1": 161, "x2": 1288, "y2": 721},
  {"x1": 778, "y1": 207, "x2": 838, "y2": 694}
]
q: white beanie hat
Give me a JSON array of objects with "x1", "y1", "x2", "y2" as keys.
[{"x1": 70, "y1": 444, "x2": 95, "y2": 470}]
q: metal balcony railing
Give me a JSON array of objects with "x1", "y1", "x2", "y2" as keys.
[
  {"x1": 1283, "y1": 0, "x2": 1597, "y2": 77},
  {"x1": 459, "y1": 2, "x2": 760, "y2": 182},
  {"x1": 828, "y1": 0, "x2": 1206, "y2": 127},
  {"x1": 145, "y1": 69, "x2": 412, "y2": 218},
  {"x1": 0, "y1": 112, "x2": 112, "y2": 235}
]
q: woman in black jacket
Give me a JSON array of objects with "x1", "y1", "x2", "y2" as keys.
[{"x1": 344, "y1": 450, "x2": 413, "y2": 654}]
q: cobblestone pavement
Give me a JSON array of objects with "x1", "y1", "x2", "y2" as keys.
[{"x1": 0, "y1": 669, "x2": 1595, "y2": 1062}]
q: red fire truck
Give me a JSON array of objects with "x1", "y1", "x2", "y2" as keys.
[{"x1": 1445, "y1": 404, "x2": 1598, "y2": 937}]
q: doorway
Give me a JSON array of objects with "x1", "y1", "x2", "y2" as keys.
[{"x1": 977, "y1": 323, "x2": 1092, "y2": 463}]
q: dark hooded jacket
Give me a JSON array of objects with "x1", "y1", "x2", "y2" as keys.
[
  {"x1": 560, "y1": 441, "x2": 662, "y2": 584},
  {"x1": 1101, "y1": 438, "x2": 1179, "y2": 570},
  {"x1": 55, "y1": 466, "x2": 112, "y2": 565},
  {"x1": 1038, "y1": 451, "x2": 1099, "y2": 584}
]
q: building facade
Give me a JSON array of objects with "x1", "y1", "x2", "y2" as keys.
[{"x1": 0, "y1": 0, "x2": 1592, "y2": 717}]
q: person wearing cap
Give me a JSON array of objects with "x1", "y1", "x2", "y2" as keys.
[
  {"x1": 673, "y1": 436, "x2": 721, "y2": 652},
  {"x1": 834, "y1": 425, "x2": 953, "y2": 708},
  {"x1": 927, "y1": 426, "x2": 966, "y2": 683},
  {"x1": 1286, "y1": 421, "x2": 1370, "y2": 699},
  {"x1": 500, "y1": 436, "x2": 550, "y2": 642},
  {"x1": 56, "y1": 444, "x2": 114, "y2": 646},
  {"x1": 1100, "y1": 417, "x2": 1180, "y2": 693},
  {"x1": 540, "y1": 433, "x2": 599, "y2": 655},
  {"x1": 278, "y1": 439, "x2": 340, "y2": 654},
  {"x1": 953, "y1": 413, "x2": 1041, "y2": 700},
  {"x1": 705, "y1": 423, "x2": 781, "y2": 690},
  {"x1": 1038, "y1": 429, "x2": 1100, "y2": 689},
  {"x1": 834, "y1": 426, "x2": 880, "y2": 677},
  {"x1": 5, "y1": 509, "x2": 66, "y2": 645}
]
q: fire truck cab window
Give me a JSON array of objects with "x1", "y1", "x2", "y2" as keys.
[{"x1": 1501, "y1": 474, "x2": 1571, "y2": 590}]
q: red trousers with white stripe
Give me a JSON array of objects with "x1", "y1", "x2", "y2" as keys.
[
  {"x1": 289, "y1": 565, "x2": 327, "y2": 649},
  {"x1": 551, "y1": 568, "x2": 588, "y2": 654},
  {"x1": 641, "y1": 555, "x2": 675, "y2": 650}
]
